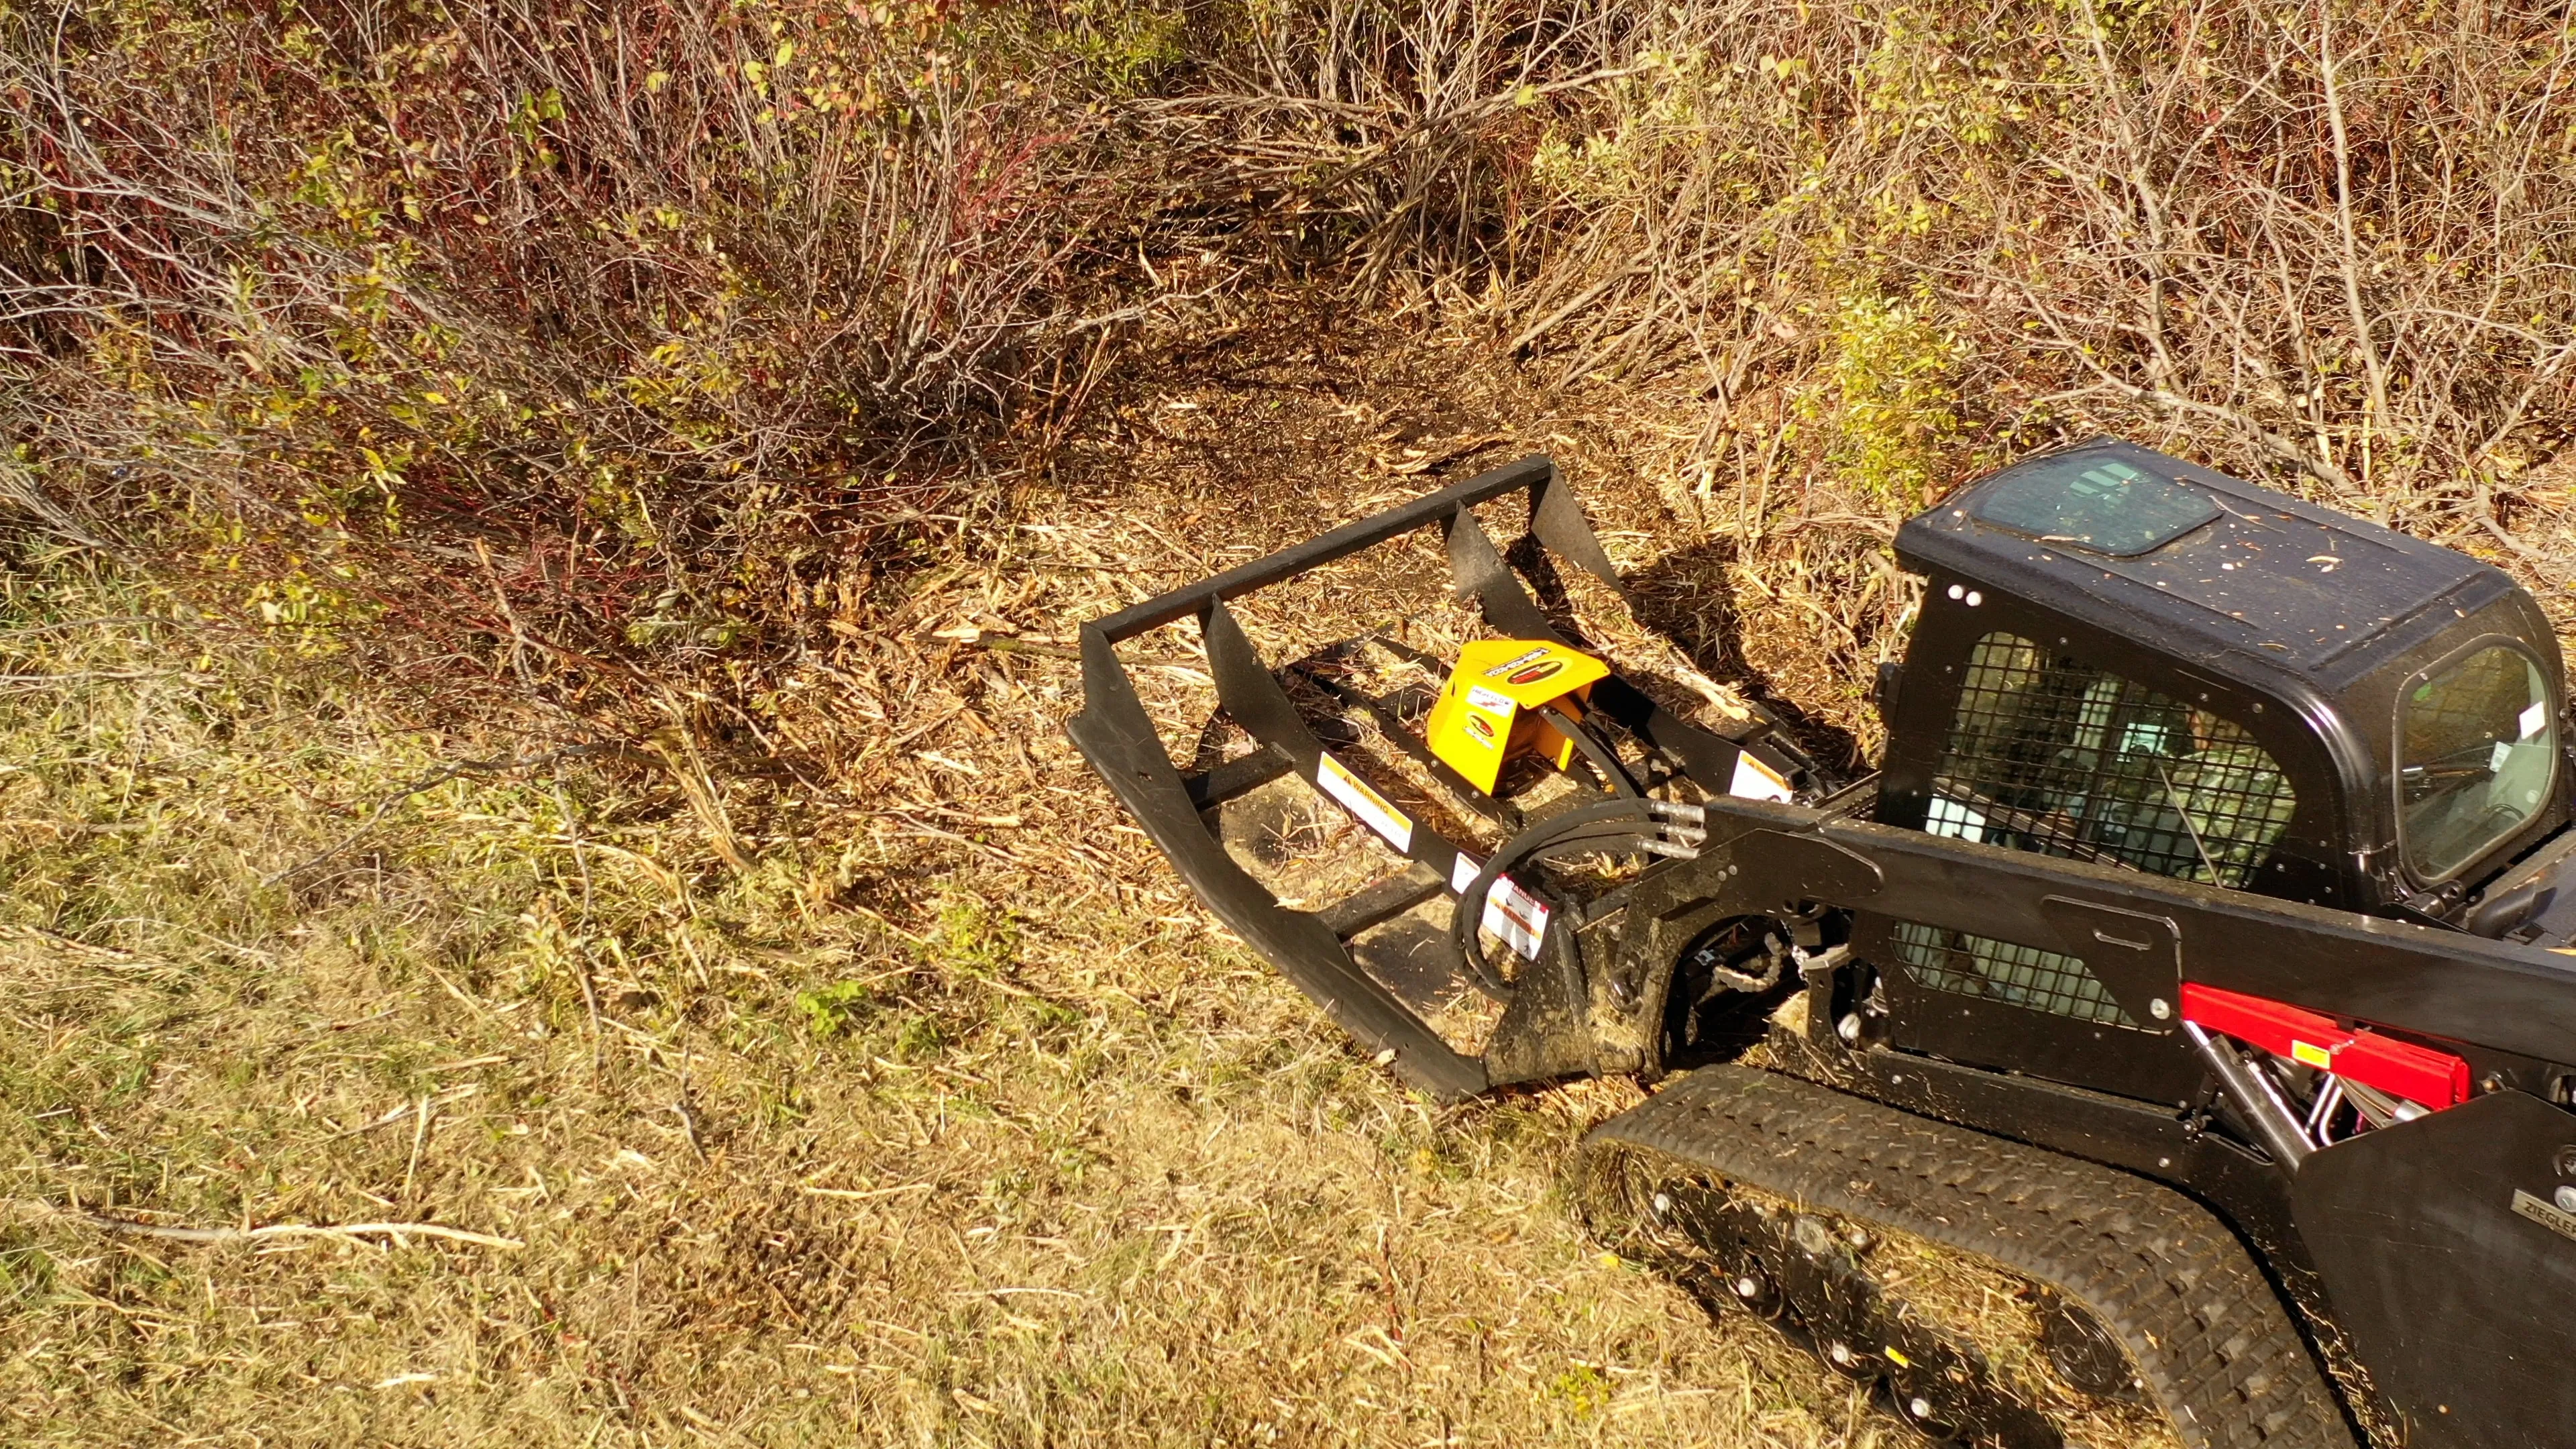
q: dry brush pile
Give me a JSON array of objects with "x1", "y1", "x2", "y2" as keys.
[{"x1": 4, "y1": 0, "x2": 2571, "y2": 745}]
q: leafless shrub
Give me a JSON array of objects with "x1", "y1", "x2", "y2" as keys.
[
  {"x1": 1179, "y1": 0, "x2": 2576, "y2": 532},
  {"x1": 0, "y1": 0, "x2": 1173, "y2": 692},
  {"x1": 1122, "y1": 0, "x2": 2576, "y2": 713},
  {"x1": 5, "y1": 0, "x2": 2574, "y2": 724}
]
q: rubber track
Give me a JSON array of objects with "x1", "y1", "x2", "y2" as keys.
[{"x1": 1574, "y1": 1066, "x2": 2353, "y2": 1449}]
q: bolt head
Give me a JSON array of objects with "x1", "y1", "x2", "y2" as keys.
[
  {"x1": 1909, "y1": 1397, "x2": 1935, "y2": 1419},
  {"x1": 1651, "y1": 1193, "x2": 1671, "y2": 1216},
  {"x1": 2149, "y1": 997, "x2": 2172, "y2": 1020},
  {"x1": 1827, "y1": 1341, "x2": 1854, "y2": 1365},
  {"x1": 1734, "y1": 1276, "x2": 1761, "y2": 1299},
  {"x1": 2556, "y1": 1184, "x2": 2576, "y2": 1214},
  {"x1": 1791, "y1": 1216, "x2": 1835, "y2": 1256}
]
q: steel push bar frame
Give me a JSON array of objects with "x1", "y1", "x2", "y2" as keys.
[{"x1": 1065, "y1": 454, "x2": 1811, "y2": 1099}]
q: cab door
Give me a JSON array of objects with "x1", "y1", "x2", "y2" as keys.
[{"x1": 1862, "y1": 604, "x2": 2333, "y2": 1103}]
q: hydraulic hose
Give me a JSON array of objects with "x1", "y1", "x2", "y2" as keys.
[
  {"x1": 1540, "y1": 702, "x2": 1642, "y2": 798},
  {"x1": 1451, "y1": 798, "x2": 1706, "y2": 1000}
]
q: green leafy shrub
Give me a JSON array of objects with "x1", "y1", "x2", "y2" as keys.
[{"x1": 793, "y1": 979, "x2": 875, "y2": 1038}]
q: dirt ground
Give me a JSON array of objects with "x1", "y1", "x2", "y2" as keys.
[{"x1": 0, "y1": 319, "x2": 1927, "y2": 1446}]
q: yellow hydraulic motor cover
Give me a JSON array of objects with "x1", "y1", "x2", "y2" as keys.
[{"x1": 1424, "y1": 639, "x2": 1612, "y2": 794}]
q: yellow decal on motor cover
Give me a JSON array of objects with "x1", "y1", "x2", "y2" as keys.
[{"x1": 1464, "y1": 640, "x2": 1609, "y2": 706}]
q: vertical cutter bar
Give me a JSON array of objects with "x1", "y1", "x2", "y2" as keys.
[
  {"x1": 1067, "y1": 626, "x2": 1488, "y2": 1099},
  {"x1": 1201, "y1": 599, "x2": 1479, "y2": 894},
  {"x1": 1444, "y1": 508, "x2": 1565, "y2": 643},
  {"x1": 1528, "y1": 463, "x2": 1635, "y2": 601}
]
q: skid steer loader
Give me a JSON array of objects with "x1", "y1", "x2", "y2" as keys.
[{"x1": 1067, "y1": 440, "x2": 2576, "y2": 1448}]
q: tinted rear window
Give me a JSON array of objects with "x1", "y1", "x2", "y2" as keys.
[{"x1": 1970, "y1": 455, "x2": 2221, "y2": 556}]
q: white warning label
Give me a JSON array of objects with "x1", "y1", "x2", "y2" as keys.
[
  {"x1": 1729, "y1": 749, "x2": 1794, "y2": 803},
  {"x1": 1483, "y1": 874, "x2": 1552, "y2": 961},
  {"x1": 1450, "y1": 851, "x2": 1550, "y2": 960},
  {"x1": 1315, "y1": 753, "x2": 1413, "y2": 853},
  {"x1": 1449, "y1": 852, "x2": 1479, "y2": 894}
]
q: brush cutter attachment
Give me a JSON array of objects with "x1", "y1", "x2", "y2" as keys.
[{"x1": 1065, "y1": 454, "x2": 1819, "y2": 1100}]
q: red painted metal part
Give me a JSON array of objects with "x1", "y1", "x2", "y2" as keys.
[{"x1": 2180, "y1": 982, "x2": 2473, "y2": 1109}]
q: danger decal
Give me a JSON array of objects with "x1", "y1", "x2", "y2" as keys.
[{"x1": 1448, "y1": 853, "x2": 1550, "y2": 959}]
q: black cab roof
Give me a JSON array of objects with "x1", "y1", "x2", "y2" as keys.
[{"x1": 1897, "y1": 437, "x2": 2519, "y2": 696}]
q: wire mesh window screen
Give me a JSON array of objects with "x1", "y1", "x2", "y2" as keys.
[
  {"x1": 1928, "y1": 633, "x2": 2298, "y2": 888},
  {"x1": 1890, "y1": 921, "x2": 2139, "y2": 1028}
]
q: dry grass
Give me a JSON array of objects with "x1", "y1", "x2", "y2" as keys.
[{"x1": 0, "y1": 320, "x2": 1949, "y2": 1446}]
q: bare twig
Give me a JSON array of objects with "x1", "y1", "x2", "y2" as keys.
[
  {"x1": 58, "y1": 1209, "x2": 523, "y2": 1250},
  {"x1": 260, "y1": 745, "x2": 621, "y2": 886}
]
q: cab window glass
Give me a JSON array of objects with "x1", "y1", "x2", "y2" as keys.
[
  {"x1": 1968, "y1": 455, "x2": 2220, "y2": 556},
  {"x1": 2400, "y1": 645, "x2": 2555, "y2": 880},
  {"x1": 1928, "y1": 632, "x2": 2298, "y2": 888}
]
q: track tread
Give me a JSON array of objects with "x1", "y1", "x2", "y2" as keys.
[{"x1": 1577, "y1": 1065, "x2": 2353, "y2": 1449}]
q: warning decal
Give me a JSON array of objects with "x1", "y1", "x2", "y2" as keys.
[
  {"x1": 1729, "y1": 749, "x2": 1794, "y2": 803},
  {"x1": 1483, "y1": 875, "x2": 1552, "y2": 960},
  {"x1": 1316, "y1": 753, "x2": 1414, "y2": 853},
  {"x1": 1449, "y1": 851, "x2": 1550, "y2": 960}
]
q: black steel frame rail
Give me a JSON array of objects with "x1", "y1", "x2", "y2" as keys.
[{"x1": 1088, "y1": 455, "x2": 1566, "y2": 643}]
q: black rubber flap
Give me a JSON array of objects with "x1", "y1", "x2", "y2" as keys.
[{"x1": 2292, "y1": 1089, "x2": 2576, "y2": 1448}]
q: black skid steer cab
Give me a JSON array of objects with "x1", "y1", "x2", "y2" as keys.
[{"x1": 1069, "y1": 440, "x2": 2576, "y2": 1449}]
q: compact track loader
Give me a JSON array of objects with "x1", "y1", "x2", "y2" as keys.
[{"x1": 1067, "y1": 441, "x2": 2576, "y2": 1448}]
